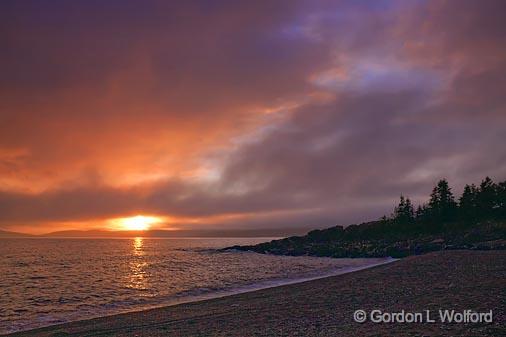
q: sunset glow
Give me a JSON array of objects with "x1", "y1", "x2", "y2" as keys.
[
  {"x1": 109, "y1": 216, "x2": 163, "y2": 231},
  {"x1": 0, "y1": 1, "x2": 504, "y2": 236}
]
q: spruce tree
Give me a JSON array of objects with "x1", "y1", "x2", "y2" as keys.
[
  {"x1": 394, "y1": 195, "x2": 415, "y2": 224},
  {"x1": 497, "y1": 181, "x2": 506, "y2": 219},
  {"x1": 459, "y1": 184, "x2": 478, "y2": 220},
  {"x1": 427, "y1": 179, "x2": 457, "y2": 223},
  {"x1": 404, "y1": 198, "x2": 415, "y2": 222},
  {"x1": 415, "y1": 205, "x2": 425, "y2": 219},
  {"x1": 476, "y1": 177, "x2": 497, "y2": 218}
]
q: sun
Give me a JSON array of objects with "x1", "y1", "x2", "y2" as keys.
[{"x1": 109, "y1": 215, "x2": 163, "y2": 231}]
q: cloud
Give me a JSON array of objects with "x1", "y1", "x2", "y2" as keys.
[
  {"x1": 0, "y1": 0, "x2": 334, "y2": 192},
  {"x1": 0, "y1": 0, "x2": 505, "y2": 232}
]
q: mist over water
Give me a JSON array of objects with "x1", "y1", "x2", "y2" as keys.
[{"x1": 0, "y1": 238, "x2": 388, "y2": 334}]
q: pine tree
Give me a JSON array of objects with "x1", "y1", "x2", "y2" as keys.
[
  {"x1": 459, "y1": 184, "x2": 478, "y2": 220},
  {"x1": 415, "y1": 204, "x2": 426, "y2": 219},
  {"x1": 427, "y1": 179, "x2": 457, "y2": 222},
  {"x1": 394, "y1": 195, "x2": 406, "y2": 220},
  {"x1": 393, "y1": 195, "x2": 414, "y2": 224},
  {"x1": 497, "y1": 181, "x2": 506, "y2": 219},
  {"x1": 476, "y1": 177, "x2": 497, "y2": 218},
  {"x1": 405, "y1": 198, "x2": 415, "y2": 222}
]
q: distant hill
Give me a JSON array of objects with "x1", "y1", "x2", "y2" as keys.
[
  {"x1": 41, "y1": 228, "x2": 304, "y2": 238},
  {"x1": 0, "y1": 230, "x2": 34, "y2": 238},
  {"x1": 0, "y1": 227, "x2": 305, "y2": 239}
]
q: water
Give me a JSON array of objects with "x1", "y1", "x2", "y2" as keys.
[{"x1": 0, "y1": 238, "x2": 390, "y2": 334}]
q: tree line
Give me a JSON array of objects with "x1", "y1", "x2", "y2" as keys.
[{"x1": 385, "y1": 177, "x2": 506, "y2": 233}]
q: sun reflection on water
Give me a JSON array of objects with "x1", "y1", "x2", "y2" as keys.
[
  {"x1": 133, "y1": 237, "x2": 144, "y2": 256},
  {"x1": 127, "y1": 237, "x2": 149, "y2": 291}
]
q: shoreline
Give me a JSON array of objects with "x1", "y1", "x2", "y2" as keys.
[
  {"x1": 8, "y1": 250, "x2": 505, "y2": 336},
  {"x1": 4, "y1": 257, "x2": 394, "y2": 335}
]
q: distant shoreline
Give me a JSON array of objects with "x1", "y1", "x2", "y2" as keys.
[
  {"x1": 9, "y1": 250, "x2": 505, "y2": 337},
  {"x1": 0, "y1": 227, "x2": 311, "y2": 238},
  {"x1": 39, "y1": 235, "x2": 290, "y2": 239}
]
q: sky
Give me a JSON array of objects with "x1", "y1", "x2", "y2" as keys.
[{"x1": 0, "y1": 0, "x2": 505, "y2": 234}]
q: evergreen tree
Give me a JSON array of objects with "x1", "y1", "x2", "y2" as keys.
[
  {"x1": 415, "y1": 205, "x2": 425, "y2": 219},
  {"x1": 476, "y1": 177, "x2": 497, "y2": 218},
  {"x1": 427, "y1": 179, "x2": 457, "y2": 222},
  {"x1": 405, "y1": 197, "x2": 415, "y2": 221},
  {"x1": 393, "y1": 195, "x2": 406, "y2": 219},
  {"x1": 459, "y1": 184, "x2": 478, "y2": 220},
  {"x1": 393, "y1": 195, "x2": 414, "y2": 224},
  {"x1": 497, "y1": 181, "x2": 506, "y2": 219}
]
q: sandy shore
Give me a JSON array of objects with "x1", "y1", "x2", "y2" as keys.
[{"x1": 8, "y1": 250, "x2": 505, "y2": 337}]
